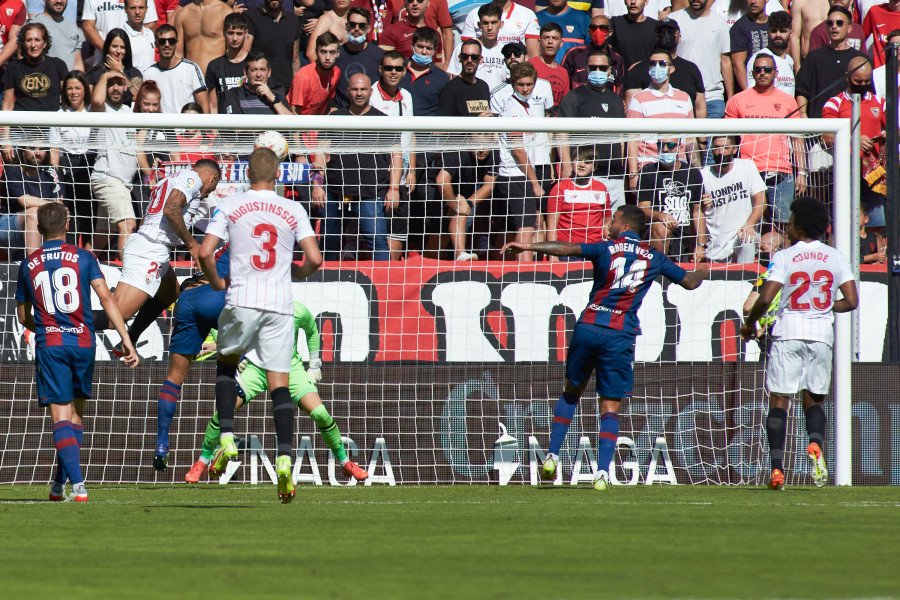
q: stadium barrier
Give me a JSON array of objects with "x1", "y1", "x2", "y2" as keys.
[
  {"x1": 0, "y1": 262, "x2": 889, "y2": 363},
  {"x1": 1, "y1": 361, "x2": 897, "y2": 486}
]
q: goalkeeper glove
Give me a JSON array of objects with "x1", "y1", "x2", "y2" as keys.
[
  {"x1": 237, "y1": 358, "x2": 248, "y2": 373},
  {"x1": 307, "y1": 352, "x2": 323, "y2": 384}
]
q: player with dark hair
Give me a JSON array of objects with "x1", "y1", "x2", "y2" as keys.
[
  {"x1": 16, "y1": 203, "x2": 138, "y2": 502},
  {"x1": 503, "y1": 204, "x2": 708, "y2": 490},
  {"x1": 93, "y1": 159, "x2": 222, "y2": 467},
  {"x1": 741, "y1": 197, "x2": 858, "y2": 490},
  {"x1": 198, "y1": 147, "x2": 323, "y2": 503}
]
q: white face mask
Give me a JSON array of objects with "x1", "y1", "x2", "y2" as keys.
[
  {"x1": 347, "y1": 32, "x2": 367, "y2": 45},
  {"x1": 649, "y1": 64, "x2": 668, "y2": 84},
  {"x1": 658, "y1": 151, "x2": 677, "y2": 166}
]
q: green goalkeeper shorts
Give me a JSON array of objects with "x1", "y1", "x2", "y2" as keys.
[{"x1": 237, "y1": 356, "x2": 317, "y2": 405}]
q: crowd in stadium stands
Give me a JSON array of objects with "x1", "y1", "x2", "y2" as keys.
[{"x1": 0, "y1": 0, "x2": 895, "y2": 263}]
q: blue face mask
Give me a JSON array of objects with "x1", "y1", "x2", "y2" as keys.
[
  {"x1": 587, "y1": 70, "x2": 608, "y2": 87},
  {"x1": 513, "y1": 90, "x2": 532, "y2": 102},
  {"x1": 347, "y1": 33, "x2": 367, "y2": 45},
  {"x1": 649, "y1": 64, "x2": 668, "y2": 84},
  {"x1": 411, "y1": 51, "x2": 432, "y2": 66},
  {"x1": 658, "y1": 151, "x2": 677, "y2": 166}
]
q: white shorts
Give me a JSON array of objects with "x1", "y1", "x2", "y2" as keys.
[
  {"x1": 217, "y1": 305, "x2": 294, "y2": 373},
  {"x1": 766, "y1": 339, "x2": 833, "y2": 396},
  {"x1": 91, "y1": 176, "x2": 136, "y2": 223},
  {"x1": 119, "y1": 233, "x2": 171, "y2": 296}
]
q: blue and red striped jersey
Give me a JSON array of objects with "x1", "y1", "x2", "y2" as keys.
[
  {"x1": 16, "y1": 241, "x2": 104, "y2": 348},
  {"x1": 578, "y1": 232, "x2": 687, "y2": 334}
]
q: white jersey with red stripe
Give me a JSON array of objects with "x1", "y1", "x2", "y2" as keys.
[
  {"x1": 137, "y1": 169, "x2": 205, "y2": 247},
  {"x1": 767, "y1": 240, "x2": 855, "y2": 347},
  {"x1": 205, "y1": 189, "x2": 315, "y2": 315}
]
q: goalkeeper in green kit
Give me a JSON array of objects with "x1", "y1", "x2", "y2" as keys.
[{"x1": 185, "y1": 301, "x2": 369, "y2": 483}]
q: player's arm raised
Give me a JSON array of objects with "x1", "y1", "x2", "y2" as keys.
[
  {"x1": 163, "y1": 189, "x2": 200, "y2": 261},
  {"x1": 833, "y1": 280, "x2": 859, "y2": 313},
  {"x1": 291, "y1": 236, "x2": 323, "y2": 281},
  {"x1": 741, "y1": 279, "x2": 784, "y2": 340},
  {"x1": 91, "y1": 279, "x2": 139, "y2": 367},
  {"x1": 502, "y1": 241, "x2": 582, "y2": 257}
]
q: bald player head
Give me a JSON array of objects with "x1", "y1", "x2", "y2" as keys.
[{"x1": 846, "y1": 56, "x2": 873, "y2": 95}]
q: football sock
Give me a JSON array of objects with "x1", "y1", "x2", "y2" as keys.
[
  {"x1": 596, "y1": 411, "x2": 619, "y2": 474},
  {"x1": 53, "y1": 423, "x2": 82, "y2": 484},
  {"x1": 548, "y1": 392, "x2": 579, "y2": 456},
  {"x1": 127, "y1": 296, "x2": 168, "y2": 343},
  {"x1": 805, "y1": 403, "x2": 826, "y2": 452},
  {"x1": 52, "y1": 420, "x2": 83, "y2": 485},
  {"x1": 200, "y1": 413, "x2": 220, "y2": 460},
  {"x1": 766, "y1": 407, "x2": 788, "y2": 471},
  {"x1": 272, "y1": 387, "x2": 294, "y2": 458},
  {"x1": 309, "y1": 404, "x2": 348, "y2": 463},
  {"x1": 91, "y1": 310, "x2": 109, "y2": 331},
  {"x1": 215, "y1": 361, "x2": 238, "y2": 435},
  {"x1": 156, "y1": 380, "x2": 181, "y2": 446},
  {"x1": 53, "y1": 454, "x2": 67, "y2": 485}
]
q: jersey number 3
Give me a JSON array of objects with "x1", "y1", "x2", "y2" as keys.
[
  {"x1": 789, "y1": 270, "x2": 833, "y2": 310},
  {"x1": 34, "y1": 267, "x2": 80, "y2": 314},
  {"x1": 611, "y1": 256, "x2": 647, "y2": 291},
  {"x1": 251, "y1": 224, "x2": 278, "y2": 271}
]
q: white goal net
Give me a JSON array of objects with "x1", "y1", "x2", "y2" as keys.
[{"x1": 0, "y1": 113, "x2": 854, "y2": 487}]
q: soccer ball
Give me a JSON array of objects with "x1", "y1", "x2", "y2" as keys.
[{"x1": 254, "y1": 131, "x2": 289, "y2": 160}]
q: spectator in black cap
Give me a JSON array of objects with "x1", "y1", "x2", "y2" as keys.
[
  {"x1": 491, "y1": 40, "x2": 554, "y2": 114},
  {"x1": 624, "y1": 18, "x2": 706, "y2": 116},
  {"x1": 561, "y1": 14, "x2": 625, "y2": 96}
]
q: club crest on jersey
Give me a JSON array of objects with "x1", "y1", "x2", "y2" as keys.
[
  {"x1": 774, "y1": 103, "x2": 781, "y2": 111},
  {"x1": 566, "y1": 25, "x2": 574, "y2": 32},
  {"x1": 601, "y1": 103, "x2": 608, "y2": 111},
  {"x1": 871, "y1": 107, "x2": 881, "y2": 117}
]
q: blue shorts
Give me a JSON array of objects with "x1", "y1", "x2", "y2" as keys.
[
  {"x1": 35, "y1": 346, "x2": 95, "y2": 406},
  {"x1": 565, "y1": 323, "x2": 636, "y2": 398},
  {"x1": 169, "y1": 284, "x2": 226, "y2": 356}
]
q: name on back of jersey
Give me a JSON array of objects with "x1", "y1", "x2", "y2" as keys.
[
  {"x1": 792, "y1": 250, "x2": 831, "y2": 264},
  {"x1": 228, "y1": 200, "x2": 298, "y2": 228},
  {"x1": 609, "y1": 240, "x2": 653, "y2": 259},
  {"x1": 28, "y1": 250, "x2": 80, "y2": 270}
]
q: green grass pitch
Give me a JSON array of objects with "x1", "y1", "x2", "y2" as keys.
[{"x1": 1, "y1": 484, "x2": 898, "y2": 600}]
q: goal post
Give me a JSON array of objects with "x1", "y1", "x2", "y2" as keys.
[{"x1": 0, "y1": 111, "x2": 856, "y2": 486}]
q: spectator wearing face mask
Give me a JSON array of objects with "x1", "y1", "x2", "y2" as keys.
[
  {"x1": 695, "y1": 135, "x2": 766, "y2": 264},
  {"x1": 624, "y1": 18, "x2": 706, "y2": 116},
  {"x1": 625, "y1": 48, "x2": 694, "y2": 190},
  {"x1": 561, "y1": 14, "x2": 625, "y2": 95},
  {"x1": 636, "y1": 137, "x2": 704, "y2": 262}
]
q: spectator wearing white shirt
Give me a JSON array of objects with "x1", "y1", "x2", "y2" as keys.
[
  {"x1": 695, "y1": 135, "x2": 766, "y2": 263},
  {"x1": 710, "y1": 0, "x2": 783, "y2": 29},
  {"x1": 82, "y1": 0, "x2": 158, "y2": 54},
  {"x1": 28, "y1": 0, "x2": 84, "y2": 72},
  {"x1": 123, "y1": 0, "x2": 156, "y2": 72},
  {"x1": 447, "y1": 3, "x2": 509, "y2": 91},
  {"x1": 495, "y1": 61, "x2": 546, "y2": 261},
  {"x1": 369, "y1": 50, "x2": 416, "y2": 260},
  {"x1": 90, "y1": 69, "x2": 139, "y2": 259},
  {"x1": 873, "y1": 29, "x2": 900, "y2": 99},
  {"x1": 461, "y1": 0, "x2": 540, "y2": 58},
  {"x1": 50, "y1": 70, "x2": 95, "y2": 249},
  {"x1": 744, "y1": 11, "x2": 794, "y2": 95},
  {"x1": 143, "y1": 24, "x2": 209, "y2": 113}
]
